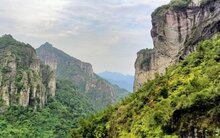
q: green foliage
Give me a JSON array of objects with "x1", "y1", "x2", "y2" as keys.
[
  {"x1": 152, "y1": 0, "x2": 213, "y2": 17},
  {"x1": 216, "y1": 128, "x2": 220, "y2": 137},
  {"x1": 0, "y1": 79, "x2": 94, "y2": 138},
  {"x1": 152, "y1": 0, "x2": 191, "y2": 17},
  {"x1": 0, "y1": 35, "x2": 35, "y2": 69},
  {"x1": 170, "y1": 0, "x2": 191, "y2": 9},
  {"x1": 1, "y1": 66, "x2": 12, "y2": 74},
  {"x1": 72, "y1": 35, "x2": 220, "y2": 137},
  {"x1": 15, "y1": 71, "x2": 24, "y2": 92}
]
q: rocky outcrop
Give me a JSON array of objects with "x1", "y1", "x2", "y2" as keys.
[
  {"x1": 37, "y1": 43, "x2": 129, "y2": 110},
  {"x1": 0, "y1": 35, "x2": 56, "y2": 109},
  {"x1": 36, "y1": 42, "x2": 94, "y2": 89},
  {"x1": 134, "y1": 0, "x2": 220, "y2": 91}
]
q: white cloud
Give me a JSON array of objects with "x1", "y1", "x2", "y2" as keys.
[
  {"x1": 0, "y1": 0, "x2": 171, "y2": 75},
  {"x1": 0, "y1": 0, "x2": 71, "y2": 34}
]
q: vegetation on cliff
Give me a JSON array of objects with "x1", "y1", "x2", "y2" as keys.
[
  {"x1": 0, "y1": 79, "x2": 94, "y2": 137},
  {"x1": 0, "y1": 34, "x2": 35, "y2": 69},
  {"x1": 152, "y1": 0, "x2": 214, "y2": 17},
  {"x1": 71, "y1": 35, "x2": 220, "y2": 137},
  {"x1": 0, "y1": 34, "x2": 56, "y2": 108}
]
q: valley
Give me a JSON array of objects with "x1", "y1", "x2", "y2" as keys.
[{"x1": 0, "y1": 0, "x2": 220, "y2": 138}]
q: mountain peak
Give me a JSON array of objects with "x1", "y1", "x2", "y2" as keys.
[
  {"x1": 40, "y1": 42, "x2": 53, "y2": 49},
  {"x1": 2, "y1": 34, "x2": 13, "y2": 39},
  {"x1": 1, "y1": 34, "x2": 15, "y2": 41}
]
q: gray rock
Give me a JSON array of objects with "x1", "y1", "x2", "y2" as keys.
[{"x1": 134, "y1": 0, "x2": 220, "y2": 91}]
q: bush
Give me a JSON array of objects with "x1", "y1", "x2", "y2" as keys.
[
  {"x1": 1, "y1": 66, "x2": 12, "y2": 73},
  {"x1": 152, "y1": 0, "x2": 191, "y2": 17}
]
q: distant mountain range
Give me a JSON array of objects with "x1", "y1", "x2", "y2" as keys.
[{"x1": 98, "y1": 71, "x2": 134, "y2": 92}]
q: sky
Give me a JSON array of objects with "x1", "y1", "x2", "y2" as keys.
[{"x1": 0, "y1": 0, "x2": 170, "y2": 75}]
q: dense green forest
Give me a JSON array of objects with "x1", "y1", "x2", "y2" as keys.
[
  {"x1": 0, "y1": 79, "x2": 94, "y2": 138},
  {"x1": 71, "y1": 35, "x2": 220, "y2": 137}
]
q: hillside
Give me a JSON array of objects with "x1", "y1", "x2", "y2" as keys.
[
  {"x1": 36, "y1": 43, "x2": 130, "y2": 110},
  {"x1": 134, "y1": 0, "x2": 220, "y2": 91},
  {"x1": 98, "y1": 71, "x2": 134, "y2": 92},
  {"x1": 72, "y1": 33, "x2": 220, "y2": 138}
]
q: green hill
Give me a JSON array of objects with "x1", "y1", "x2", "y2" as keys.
[{"x1": 71, "y1": 34, "x2": 220, "y2": 137}]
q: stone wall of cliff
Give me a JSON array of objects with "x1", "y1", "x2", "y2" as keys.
[
  {"x1": 36, "y1": 43, "x2": 129, "y2": 110},
  {"x1": 0, "y1": 35, "x2": 56, "y2": 109},
  {"x1": 134, "y1": 0, "x2": 220, "y2": 91}
]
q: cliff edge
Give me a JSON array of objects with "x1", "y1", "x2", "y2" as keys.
[
  {"x1": 134, "y1": 0, "x2": 220, "y2": 91},
  {"x1": 0, "y1": 35, "x2": 56, "y2": 110}
]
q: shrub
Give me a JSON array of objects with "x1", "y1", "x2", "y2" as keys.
[{"x1": 1, "y1": 66, "x2": 12, "y2": 73}]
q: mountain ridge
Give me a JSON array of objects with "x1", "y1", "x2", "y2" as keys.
[{"x1": 36, "y1": 43, "x2": 130, "y2": 110}]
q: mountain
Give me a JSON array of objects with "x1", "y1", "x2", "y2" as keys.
[
  {"x1": 134, "y1": 0, "x2": 220, "y2": 91},
  {"x1": 98, "y1": 71, "x2": 134, "y2": 92},
  {"x1": 0, "y1": 35, "x2": 56, "y2": 109},
  {"x1": 0, "y1": 35, "x2": 95, "y2": 137},
  {"x1": 72, "y1": 0, "x2": 220, "y2": 137},
  {"x1": 36, "y1": 43, "x2": 129, "y2": 110},
  {"x1": 72, "y1": 30, "x2": 220, "y2": 138}
]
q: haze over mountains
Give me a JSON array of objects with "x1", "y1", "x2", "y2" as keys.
[{"x1": 98, "y1": 71, "x2": 134, "y2": 92}]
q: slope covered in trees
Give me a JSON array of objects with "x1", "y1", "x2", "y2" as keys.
[
  {"x1": 72, "y1": 35, "x2": 220, "y2": 137},
  {"x1": 0, "y1": 79, "x2": 94, "y2": 138}
]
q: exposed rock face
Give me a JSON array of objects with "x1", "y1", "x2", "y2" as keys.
[
  {"x1": 36, "y1": 42, "x2": 94, "y2": 89},
  {"x1": 36, "y1": 43, "x2": 129, "y2": 110},
  {"x1": 191, "y1": 0, "x2": 201, "y2": 6},
  {"x1": 0, "y1": 35, "x2": 56, "y2": 109},
  {"x1": 134, "y1": 0, "x2": 220, "y2": 91}
]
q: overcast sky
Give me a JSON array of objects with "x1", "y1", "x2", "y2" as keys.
[{"x1": 0, "y1": 0, "x2": 170, "y2": 75}]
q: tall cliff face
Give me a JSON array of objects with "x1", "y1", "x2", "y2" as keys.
[
  {"x1": 0, "y1": 35, "x2": 56, "y2": 109},
  {"x1": 134, "y1": 0, "x2": 220, "y2": 91},
  {"x1": 36, "y1": 43, "x2": 129, "y2": 110}
]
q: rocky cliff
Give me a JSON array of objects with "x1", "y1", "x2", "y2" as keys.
[
  {"x1": 0, "y1": 35, "x2": 56, "y2": 109},
  {"x1": 36, "y1": 43, "x2": 129, "y2": 110},
  {"x1": 72, "y1": 32, "x2": 220, "y2": 138},
  {"x1": 134, "y1": 0, "x2": 220, "y2": 91}
]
